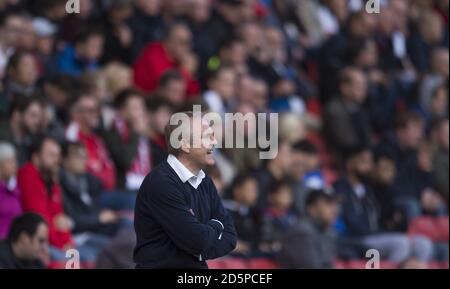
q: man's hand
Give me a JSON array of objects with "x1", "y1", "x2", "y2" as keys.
[
  {"x1": 233, "y1": 241, "x2": 251, "y2": 255},
  {"x1": 54, "y1": 214, "x2": 73, "y2": 232},
  {"x1": 99, "y1": 209, "x2": 120, "y2": 224}
]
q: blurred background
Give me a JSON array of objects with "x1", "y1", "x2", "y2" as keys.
[{"x1": 0, "y1": 0, "x2": 448, "y2": 269}]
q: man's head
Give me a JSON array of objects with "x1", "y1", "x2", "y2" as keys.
[
  {"x1": 431, "y1": 117, "x2": 449, "y2": 151},
  {"x1": 431, "y1": 48, "x2": 449, "y2": 79},
  {"x1": 187, "y1": 0, "x2": 211, "y2": 24},
  {"x1": 268, "y1": 179, "x2": 293, "y2": 212},
  {"x1": 62, "y1": 142, "x2": 88, "y2": 176},
  {"x1": 0, "y1": 12, "x2": 26, "y2": 49},
  {"x1": 338, "y1": 67, "x2": 368, "y2": 104},
  {"x1": 164, "y1": 23, "x2": 192, "y2": 63},
  {"x1": 157, "y1": 70, "x2": 186, "y2": 107},
  {"x1": 394, "y1": 112, "x2": 424, "y2": 151},
  {"x1": 8, "y1": 213, "x2": 48, "y2": 262},
  {"x1": 135, "y1": 0, "x2": 161, "y2": 16},
  {"x1": 147, "y1": 97, "x2": 173, "y2": 135},
  {"x1": 419, "y1": 11, "x2": 444, "y2": 45},
  {"x1": 165, "y1": 111, "x2": 218, "y2": 170},
  {"x1": 0, "y1": 142, "x2": 17, "y2": 181},
  {"x1": 306, "y1": 189, "x2": 339, "y2": 228},
  {"x1": 9, "y1": 96, "x2": 45, "y2": 135},
  {"x1": 348, "y1": 11, "x2": 374, "y2": 39},
  {"x1": 30, "y1": 136, "x2": 61, "y2": 176},
  {"x1": 373, "y1": 149, "x2": 397, "y2": 186},
  {"x1": 6, "y1": 51, "x2": 39, "y2": 87},
  {"x1": 114, "y1": 89, "x2": 146, "y2": 126},
  {"x1": 74, "y1": 28, "x2": 104, "y2": 63},
  {"x1": 231, "y1": 174, "x2": 259, "y2": 207},
  {"x1": 344, "y1": 146, "x2": 374, "y2": 180},
  {"x1": 70, "y1": 94, "x2": 100, "y2": 132},
  {"x1": 217, "y1": 0, "x2": 244, "y2": 25},
  {"x1": 266, "y1": 140, "x2": 293, "y2": 177},
  {"x1": 291, "y1": 140, "x2": 319, "y2": 180},
  {"x1": 208, "y1": 66, "x2": 237, "y2": 101}
]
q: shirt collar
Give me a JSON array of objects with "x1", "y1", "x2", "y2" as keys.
[{"x1": 167, "y1": 154, "x2": 205, "y2": 189}]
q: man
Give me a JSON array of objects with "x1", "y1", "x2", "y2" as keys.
[
  {"x1": 66, "y1": 93, "x2": 116, "y2": 191},
  {"x1": 103, "y1": 90, "x2": 165, "y2": 191},
  {"x1": 133, "y1": 22, "x2": 200, "y2": 96},
  {"x1": 134, "y1": 112, "x2": 237, "y2": 268},
  {"x1": 278, "y1": 189, "x2": 339, "y2": 269},
  {"x1": 324, "y1": 67, "x2": 372, "y2": 156},
  {"x1": 0, "y1": 96, "x2": 45, "y2": 166},
  {"x1": 0, "y1": 213, "x2": 48, "y2": 269},
  {"x1": 334, "y1": 146, "x2": 433, "y2": 263},
  {"x1": 18, "y1": 136, "x2": 74, "y2": 252}
]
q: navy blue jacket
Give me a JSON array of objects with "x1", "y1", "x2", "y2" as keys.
[{"x1": 134, "y1": 161, "x2": 237, "y2": 268}]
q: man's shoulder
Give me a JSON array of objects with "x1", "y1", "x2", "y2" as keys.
[{"x1": 139, "y1": 162, "x2": 181, "y2": 193}]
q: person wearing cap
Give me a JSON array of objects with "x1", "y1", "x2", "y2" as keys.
[{"x1": 278, "y1": 189, "x2": 339, "y2": 269}]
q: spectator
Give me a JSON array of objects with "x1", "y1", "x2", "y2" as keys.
[
  {"x1": 145, "y1": 96, "x2": 173, "y2": 151},
  {"x1": 0, "y1": 213, "x2": 48, "y2": 269},
  {"x1": 18, "y1": 136, "x2": 74, "y2": 252},
  {"x1": 224, "y1": 174, "x2": 260, "y2": 257},
  {"x1": 278, "y1": 189, "x2": 339, "y2": 269},
  {"x1": 3, "y1": 51, "x2": 39, "y2": 101},
  {"x1": 133, "y1": 22, "x2": 200, "y2": 96},
  {"x1": 290, "y1": 140, "x2": 323, "y2": 216},
  {"x1": 203, "y1": 66, "x2": 237, "y2": 115},
  {"x1": 60, "y1": 141, "x2": 120, "y2": 235},
  {"x1": 254, "y1": 141, "x2": 292, "y2": 209},
  {"x1": 102, "y1": 90, "x2": 165, "y2": 191},
  {"x1": 155, "y1": 70, "x2": 187, "y2": 109},
  {"x1": 0, "y1": 96, "x2": 45, "y2": 165},
  {"x1": 260, "y1": 179, "x2": 297, "y2": 255},
  {"x1": 408, "y1": 11, "x2": 445, "y2": 72},
  {"x1": 66, "y1": 93, "x2": 117, "y2": 191},
  {"x1": 128, "y1": 0, "x2": 165, "y2": 61},
  {"x1": 431, "y1": 118, "x2": 449, "y2": 200},
  {"x1": 324, "y1": 67, "x2": 372, "y2": 156},
  {"x1": 0, "y1": 142, "x2": 21, "y2": 239},
  {"x1": 56, "y1": 27, "x2": 105, "y2": 77},
  {"x1": 334, "y1": 146, "x2": 433, "y2": 263}
]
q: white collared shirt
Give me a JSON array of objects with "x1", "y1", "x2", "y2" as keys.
[{"x1": 167, "y1": 154, "x2": 206, "y2": 189}]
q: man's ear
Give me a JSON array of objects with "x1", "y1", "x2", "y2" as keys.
[
  {"x1": 17, "y1": 232, "x2": 30, "y2": 245},
  {"x1": 180, "y1": 139, "x2": 190, "y2": 154}
]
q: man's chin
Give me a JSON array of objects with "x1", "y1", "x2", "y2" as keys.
[{"x1": 205, "y1": 154, "x2": 215, "y2": 166}]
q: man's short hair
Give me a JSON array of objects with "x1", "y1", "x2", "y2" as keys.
[
  {"x1": 164, "y1": 111, "x2": 194, "y2": 156},
  {"x1": 8, "y1": 213, "x2": 46, "y2": 243},
  {"x1": 394, "y1": 111, "x2": 423, "y2": 130},
  {"x1": 61, "y1": 141, "x2": 85, "y2": 159}
]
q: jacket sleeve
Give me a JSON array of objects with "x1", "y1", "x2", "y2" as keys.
[
  {"x1": 142, "y1": 177, "x2": 225, "y2": 256},
  {"x1": 202, "y1": 181, "x2": 237, "y2": 260}
]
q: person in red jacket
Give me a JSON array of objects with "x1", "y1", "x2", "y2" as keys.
[
  {"x1": 66, "y1": 93, "x2": 117, "y2": 191},
  {"x1": 18, "y1": 137, "x2": 74, "y2": 252},
  {"x1": 133, "y1": 22, "x2": 200, "y2": 97}
]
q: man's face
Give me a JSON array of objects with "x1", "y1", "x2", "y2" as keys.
[
  {"x1": 166, "y1": 26, "x2": 192, "y2": 61},
  {"x1": 37, "y1": 140, "x2": 61, "y2": 175},
  {"x1": 3, "y1": 15, "x2": 24, "y2": 47},
  {"x1": 78, "y1": 35, "x2": 104, "y2": 62},
  {"x1": 314, "y1": 199, "x2": 339, "y2": 227},
  {"x1": 342, "y1": 71, "x2": 368, "y2": 103},
  {"x1": 22, "y1": 102, "x2": 44, "y2": 135},
  {"x1": 74, "y1": 96, "x2": 100, "y2": 129},
  {"x1": 236, "y1": 178, "x2": 258, "y2": 207},
  {"x1": 270, "y1": 186, "x2": 293, "y2": 211},
  {"x1": 136, "y1": 0, "x2": 161, "y2": 16},
  {"x1": 150, "y1": 106, "x2": 172, "y2": 134},
  {"x1": 439, "y1": 121, "x2": 449, "y2": 150},
  {"x1": 400, "y1": 121, "x2": 424, "y2": 150},
  {"x1": 21, "y1": 223, "x2": 49, "y2": 261},
  {"x1": 65, "y1": 147, "x2": 88, "y2": 175},
  {"x1": 14, "y1": 53, "x2": 38, "y2": 86},
  {"x1": 354, "y1": 150, "x2": 374, "y2": 177},
  {"x1": 189, "y1": 0, "x2": 210, "y2": 23},
  {"x1": 161, "y1": 80, "x2": 186, "y2": 107},
  {"x1": 375, "y1": 157, "x2": 397, "y2": 185},
  {"x1": 182, "y1": 118, "x2": 217, "y2": 169},
  {"x1": 123, "y1": 96, "x2": 146, "y2": 123},
  {"x1": 213, "y1": 69, "x2": 236, "y2": 101}
]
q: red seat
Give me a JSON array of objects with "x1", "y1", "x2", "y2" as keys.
[
  {"x1": 408, "y1": 216, "x2": 446, "y2": 242},
  {"x1": 247, "y1": 258, "x2": 279, "y2": 269}
]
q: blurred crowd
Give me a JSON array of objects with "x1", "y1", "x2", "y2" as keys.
[{"x1": 0, "y1": 0, "x2": 448, "y2": 269}]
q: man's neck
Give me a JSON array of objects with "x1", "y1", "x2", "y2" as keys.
[
  {"x1": 177, "y1": 154, "x2": 201, "y2": 175},
  {"x1": 348, "y1": 173, "x2": 361, "y2": 187},
  {"x1": 267, "y1": 161, "x2": 283, "y2": 180}
]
